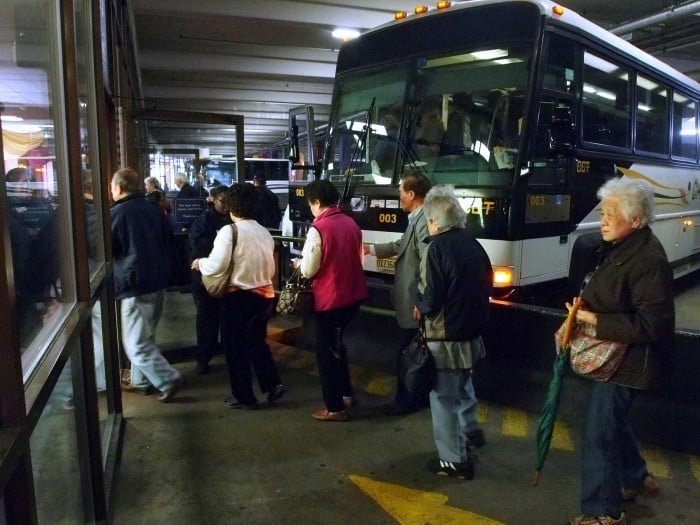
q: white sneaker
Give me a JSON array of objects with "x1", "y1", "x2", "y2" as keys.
[{"x1": 569, "y1": 512, "x2": 627, "y2": 525}]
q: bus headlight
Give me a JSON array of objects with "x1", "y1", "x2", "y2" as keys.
[{"x1": 493, "y1": 266, "x2": 514, "y2": 287}]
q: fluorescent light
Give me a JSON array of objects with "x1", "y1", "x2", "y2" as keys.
[
  {"x1": 332, "y1": 28, "x2": 360, "y2": 41},
  {"x1": 1, "y1": 115, "x2": 23, "y2": 122},
  {"x1": 472, "y1": 49, "x2": 508, "y2": 60}
]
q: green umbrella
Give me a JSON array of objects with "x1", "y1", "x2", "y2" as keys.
[{"x1": 533, "y1": 300, "x2": 580, "y2": 486}]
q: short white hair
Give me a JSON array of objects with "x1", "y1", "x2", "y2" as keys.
[
  {"x1": 423, "y1": 185, "x2": 466, "y2": 230},
  {"x1": 597, "y1": 177, "x2": 655, "y2": 228},
  {"x1": 174, "y1": 172, "x2": 187, "y2": 184}
]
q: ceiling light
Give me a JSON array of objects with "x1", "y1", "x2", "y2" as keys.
[
  {"x1": 332, "y1": 28, "x2": 360, "y2": 42},
  {"x1": 1, "y1": 115, "x2": 24, "y2": 121}
]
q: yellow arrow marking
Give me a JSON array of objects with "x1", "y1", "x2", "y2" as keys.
[
  {"x1": 641, "y1": 446, "x2": 672, "y2": 479},
  {"x1": 350, "y1": 475, "x2": 505, "y2": 525},
  {"x1": 688, "y1": 455, "x2": 700, "y2": 483},
  {"x1": 502, "y1": 408, "x2": 528, "y2": 437}
]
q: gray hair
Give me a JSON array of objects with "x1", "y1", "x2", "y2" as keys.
[
  {"x1": 174, "y1": 172, "x2": 187, "y2": 184},
  {"x1": 597, "y1": 177, "x2": 655, "y2": 228},
  {"x1": 144, "y1": 176, "x2": 162, "y2": 190},
  {"x1": 423, "y1": 185, "x2": 466, "y2": 231}
]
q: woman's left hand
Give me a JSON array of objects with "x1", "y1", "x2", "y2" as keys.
[{"x1": 190, "y1": 259, "x2": 200, "y2": 271}]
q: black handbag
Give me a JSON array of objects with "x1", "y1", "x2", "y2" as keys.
[
  {"x1": 275, "y1": 267, "x2": 314, "y2": 315},
  {"x1": 399, "y1": 321, "x2": 436, "y2": 396}
]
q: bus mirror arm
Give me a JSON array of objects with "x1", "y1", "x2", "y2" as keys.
[{"x1": 548, "y1": 107, "x2": 575, "y2": 156}]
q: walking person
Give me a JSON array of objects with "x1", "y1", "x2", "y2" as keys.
[
  {"x1": 192, "y1": 183, "x2": 286, "y2": 410},
  {"x1": 566, "y1": 178, "x2": 674, "y2": 525},
  {"x1": 188, "y1": 185, "x2": 232, "y2": 374},
  {"x1": 110, "y1": 168, "x2": 184, "y2": 402},
  {"x1": 410, "y1": 185, "x2": 492, "y2": 479},
  {"x1": 295, "y1": 180, "x2": 368, "y2": 422}
]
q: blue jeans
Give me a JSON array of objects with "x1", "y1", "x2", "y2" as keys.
[
  {"x1": 581, "y1": 381, "x2": 648, "y2": 517},
  {"x1": 120, "y1": 292, "x2": 181, "y2": 392},
  {"x1": 429, "y1": 369, "x2": 479, "y2": 463}
]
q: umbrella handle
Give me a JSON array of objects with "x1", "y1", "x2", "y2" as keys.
[
  {"x1": 561, "y1": 299, "x2": 581, "y2": 350},
  {"x1": 533, "y1": 469, "x2": 542, "y2": 486}
]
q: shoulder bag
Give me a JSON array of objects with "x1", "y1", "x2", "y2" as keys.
[
  {"x1": 399, "y1": 320, "x2": 436, "y2": 396},
  {"x1": 201, "y1": 224, "x2": 238, "y2": 298},
  {"x1": 276, "y1": 266, "x2": 314, "y2": 315},
  {"x1": 554, "y1": 319, "x2": 628, "y2": 381}
]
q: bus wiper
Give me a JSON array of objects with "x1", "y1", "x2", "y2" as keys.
[{"x1": 341, "y1": 97, "x2": 375, "y2": 205}]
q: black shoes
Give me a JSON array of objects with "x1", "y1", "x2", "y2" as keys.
[
  {"x1": 466, "y1": 428, "x2": 486, "y2": 448},
  {"x1": 267, "y1": 384, "x2": 287, "y2": 405},
  {"x1": 427, "y1": 458, "x2": 474, "y2": 480},
  {"x1": 224, "y1": 396, "x2": 258, "y2": 410}
]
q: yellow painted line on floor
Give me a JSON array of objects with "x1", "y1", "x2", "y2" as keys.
[
  {"x1": 551, "y1": 420, "x2": 575, "y2": 451},
  {"x1": 350, "y1": 475, "x2": 505, "y2": 525},
  {"x1": 641, "y1": 446, "x2": 672, "y2": 479},
  {"x1": 364, "y1": 373, "x2": 395, "y2": 397},
  {"x1": 688, "y1": 455, "x2": 700, "y2": 483},
  {"x1": 288, "y1": 351, "x2": 316, "y2": 369},
  {"x1": 477, "y1": 402, "x2": 488, "y2": 424},
  {"x1": 502, "y1": 407, "x2": 528, "y2": 437}
]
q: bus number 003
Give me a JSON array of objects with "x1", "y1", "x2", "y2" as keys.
[
  {"x1": 529, "y1": 195, "x2": 546, "y2": 206},
  {"x1": 378, "y1": 213, "x2": 397, "y2": 224},
  {"x1": 295, "y1": 188, "x2": 305, "y2": 197}
]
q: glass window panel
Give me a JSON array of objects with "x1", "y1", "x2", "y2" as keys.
[
  {"x1": 2, "y1": 0, "x2": 75, "y2": 376},
  {"x1": 30, "y1": 351, "x2": 83, "y2": 523},
  {"x1": 74, "y1": 0, "x2": 105, "y2": 284},
  {"x1": 635, "y1": 74, "x2": 669, "y2": 154},
  {"x1": 582, "y1": 52, "x2": 630, "y2": 148},
  {"x1": 672, "y1": 92, "x2": 697, "y2": 160},
  {"x1": 544, "y1": 34, "x2": 576, "y2": 94}
]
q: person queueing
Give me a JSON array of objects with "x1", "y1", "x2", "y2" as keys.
[
  {"x1": 192, "y1": 183, "x2": 286, "y2": 410},
  {"x1": 110, "y1": 168, "x2": 184, "y2": 402},
  {"x1": 409, "y1": 185, "x2": 492, "y2": 479},
  {"x1": 364, "y1": 171, "x2": 433, "y2": 415},
  {"x1": 188, "y1": 185, "x2": 232, "y2": 374},
  {"x1": 295, "y1": 180, "x2": 368, "y2": 422},
  {"x1": 566, "y1": 178, "x2": 674, "y2": 525}
]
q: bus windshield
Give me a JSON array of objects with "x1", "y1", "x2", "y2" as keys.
[{"x1": 323, "y1": 43, "x2": 533, "y2": 188}]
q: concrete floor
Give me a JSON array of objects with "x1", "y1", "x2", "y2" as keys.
[{"x1": 109, "y1": 290, "x2": 700, "y2": 525}]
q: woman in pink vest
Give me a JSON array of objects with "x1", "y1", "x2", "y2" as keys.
[{"x1": 296, "y1": 180, "x2": 368, "y2": 421}]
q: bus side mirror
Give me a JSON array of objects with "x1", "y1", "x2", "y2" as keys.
[{"x1": 549, "y1": 107, "x2": 574, "y2": 155}]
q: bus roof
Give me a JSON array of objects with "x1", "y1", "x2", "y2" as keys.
[{"x1": 365, "y1": 0, "x2": 700, "y2": 94}]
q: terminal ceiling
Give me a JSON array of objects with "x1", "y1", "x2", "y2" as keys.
[{"x1": 131, "y1": 0, "x2": 700, "y2": 156}]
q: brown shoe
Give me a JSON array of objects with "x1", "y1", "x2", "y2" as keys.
[
  {"x1": 120, "y1": 380, "x2": 156, "y2": 396},
  {"x1": 312, "y1": 408, "x2": 348, "y2": 422},
  {"x1": 622, "y1": 474, "x2": 659, "y2": 501},
  {"x1": 157, "y1": 377, "x2": 184, "y2": 403}
]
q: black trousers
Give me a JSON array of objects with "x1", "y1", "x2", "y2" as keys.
[
  {"x1": 314, "y1": 302, "x2": 360, "y2": 412},
  {"x1": 191, "y1": 271, "x2": 221, "y2": 365},
  {"x1": 219, "y1": 290, "x2": 280, "y2": 405}
]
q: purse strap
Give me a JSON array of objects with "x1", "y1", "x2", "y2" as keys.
[{"x1": 224, "y1": 223, "x2": 238, "y2": 275}]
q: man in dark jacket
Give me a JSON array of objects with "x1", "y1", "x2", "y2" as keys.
[
  {"x1": 253, "y1": 174, "x2": 282, "y2": 229},
  {"x1": 110, "y1": 167, "x2": 183, "y2": 402},
  {"x1": 188, "y1": 185, "x2": 231, "y2": 374}
]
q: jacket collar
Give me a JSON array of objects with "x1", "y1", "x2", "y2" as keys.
[{"x1": 598, "y1": 226, "x2": 652, "y2": 266}]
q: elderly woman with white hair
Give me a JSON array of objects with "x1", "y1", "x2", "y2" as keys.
[
  {"x1": 409, "y1": 185, "x2": 492, "y2": 480},
  {"x1": 566, "y1": 178, "x2": 675, "y2": 525}
]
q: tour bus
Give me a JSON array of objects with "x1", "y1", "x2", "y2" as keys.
[
  {"x1": 207, "y1": 157, "x2": 290, "y2": 211},
  {"x1": 287, "y1": 0, "x2": 700, "y2": 301}
]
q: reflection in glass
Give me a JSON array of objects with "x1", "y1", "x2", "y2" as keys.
[
  {"x1": 2, "y1": 0, "x2": 74, "y2": 373},
  {"x1": 30, "y1": 355, "x2": 83, "y2": 523}
]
